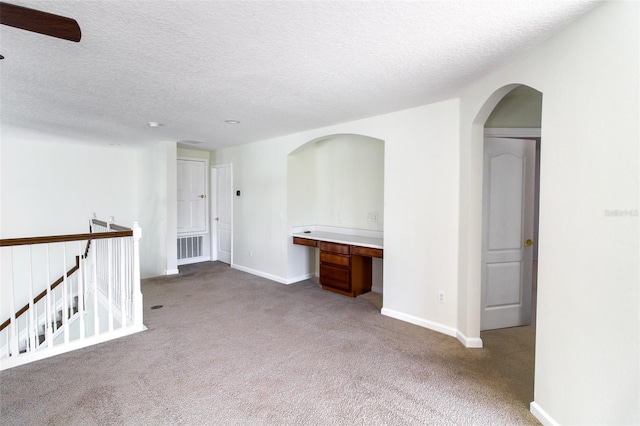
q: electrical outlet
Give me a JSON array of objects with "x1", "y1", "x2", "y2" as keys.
[
  {"x1": 367, "y1": 212, "x2": 378, "y2": 222},
  {"x1": 249, "y1": 250, "x2": 253, "y2": 258},
  {"x1": 438, "y1": 291, "x2": 446, "y2": 303}
]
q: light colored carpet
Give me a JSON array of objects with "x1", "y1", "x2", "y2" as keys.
[{"x1": 0, "y1": 261, "x2": 538, "y2": 425}]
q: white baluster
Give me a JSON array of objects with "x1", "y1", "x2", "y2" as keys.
[
  {"x1": 78, "y1": 241, "x2": 85, "y2": 339},
  {"x1": 92, "y1": 236, "x2": 99, "y2": 336},
  {"x1": 131, "y1": 222, "x2": 143, "y2": 329},
  {"x1": 46, "y1": 245, "x2": 53, "y2": 347},
  {"x1": 62, "y1": 243, "x2": 69, "y2": 344},
  {"x1": 8, "y1": 248, "x2": 18, "y2": 357},
  {"x1": 90, "y1": 212, "x2": 97, "y2": 233},
  {"x1": 120, "y1": 238, "x2": 126, "y2": 327},
  {"x1": 27, "y1": 246, "x2": 36, "y2": 352},
  {"x1": 127, "y1": 238, "x2": 133, "y2": 319},
  {"x1": 107, "y1": 237, "x2": 113, "y2": 332}
]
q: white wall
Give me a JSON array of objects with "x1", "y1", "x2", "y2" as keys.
[
  {"x1": 137, "y1": 141, "x2": 177, "y2": 278},
  {"x1": 288, "y1": 134, "x2": 384, "y2": 231},
  {"x1": 216, "y1": 98, "x2": 461, "y2": 329},
  {"x1": 456, "y1": 2, "x2": 639, "y2": 424},
  {"x1": 287, "y1": 141, "x2": 318, "y2": 280},
  {"x1": 0, "y1": 134, "x2": 138, "y2": 238},
  {"x1": 315, "y1": 135, "x2": 384, "y2": 230},
  {"x1": 0, "y1": 132, "x2": 177, "y2": 298}
]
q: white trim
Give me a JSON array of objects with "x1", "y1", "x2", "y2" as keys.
[
  {"x1": 164, "y1": 269, "x2": 180, "y2": 275},
  {"x1": 456, "y1": 331, "x2": 483, "y2": 348},
  {"x1": 210, "y1": 167, "x2": 218, "y2": 262},
  {"x1": 381, "y1": 308, "x2": 484, "y2": 348},
  {"x1": 0, "y1": 324, "x2": 146, "y2": 371},
  {"x1": 286, "y1": 273, "x2": 315, "y2": 284},
  {"x1": 177, "y1": 255, "x2": 210, "y2": 266},
  {"x1": 231, "y1": 263, "x2": 316, "y2": 285},
  {"x1": 231, "y1": 264, "x2": 289, "y2": 284},
  {"x1": 530, "y1": 402, "x2": 560, "y2": 426},
  {"x1": 211, "y1": 163, "x2": 233, "y2": 265},
  {"x1": 381, "y1": 308, "x2": 457, "y2": 338},
  {"x1": 484, "y1": 127, "x2": 541, "y2": 138}
]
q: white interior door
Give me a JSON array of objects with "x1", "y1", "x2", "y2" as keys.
[
  {"x1": 212, "y1": 164, "x2": 232, "y2": 264},
  {"x1": 481, "y1": 138, "x2": 535, "y2": 331},
  {"x1": 177, "y1": 159, "x2": 207, "y2": 234}
]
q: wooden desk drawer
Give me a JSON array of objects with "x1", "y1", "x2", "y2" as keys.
[
  {"x1": 318, "y1": 241, "x2": 350, "y2": 255},
  {"x1": 320, "y1": 264, "x2": 350, "y2": 292},
  {"x1": 351, "y1": 245, "x2": 383, "y2": 258},
  {"x1": 293, "y1": 237, "x2": 317, "y2": 247},
  {"x1": 320, "y1": 252, "x2": 350, "y2": 267}
]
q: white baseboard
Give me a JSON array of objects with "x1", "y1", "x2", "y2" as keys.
[
  {"x1": 530, "y1": 402, "x2": 560, "y2": 426},
  {"x1": 285, "y1": 273, "x2": 315, "y2": 284},
  {"x1": 231, "y1": 264, "x2": 318, "y2": 285},
  {"x1": 164, "y1": 269, "x2": 179, "y2": 275},
  {"x1": 381, "y1": 308, "x2": 457, "y2": 338},
  {"x1": 231, "y1": 264, "x2": 289, "y2": 284},
  {"x1": 177, "y1": 255, "x2": 210, "y2": 266},
  {"x1": 381, "y1": 308, "x2": 484, "y2": 348},
  {"x1": 456, "y1": 331, "x2": 483, "y2": 348}
]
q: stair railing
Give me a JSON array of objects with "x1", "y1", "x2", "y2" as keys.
[{"x1": 0, "y1": 216, "x2": 143, "y2": 371}]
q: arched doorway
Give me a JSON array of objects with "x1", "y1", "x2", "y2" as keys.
[
  {"x1": 473, "y1": 84, "x2": 542, "y2": 406},
  {"x1": 481, "y1": 86, "x2": 542, "y2": 330}
]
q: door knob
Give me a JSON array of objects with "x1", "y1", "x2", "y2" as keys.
[
  {"x1": 525, "y1": 239, "x2": 534, "y2": 246},
  {"x1": 199, "y1": 194, "x2": 206, "y2": 199},
  {"x1": 215, "y1": 217, "x2": 219, "y2": 221}
]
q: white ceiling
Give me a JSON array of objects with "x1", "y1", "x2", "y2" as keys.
[{"x1": 0, "y1": 0, "x2": 601, "y2": 151}]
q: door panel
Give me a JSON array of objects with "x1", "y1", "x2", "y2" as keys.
[
  {"x1": 213, "y1": 164, "x2": 232, "y2": 264},
  {"x1": 177, "y1": 159, "x2": 207, "y2": 234},
  {"x1": 481, "y1": 138, "x2": 535, "y2": 330},
  {"x1": 486, "y1": 262, "x2": 523, "y2": 307},
  {"x1": 488, "y1": 154, "x2": 524, "y2": 251}
]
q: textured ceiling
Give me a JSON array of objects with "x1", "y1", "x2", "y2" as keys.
[{"x1": 0, "y1": 0, "x2": 600, "y2": 151}]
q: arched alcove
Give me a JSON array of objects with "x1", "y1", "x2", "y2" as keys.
[
  {"x1": 287, "y1": 134, "x2": 385, "y2": 231},
  {"x1": 286, "y1": 133, "x2": 385, "y2": 291}
]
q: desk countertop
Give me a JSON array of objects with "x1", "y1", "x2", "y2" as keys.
[{"x1": 292, "y1": 230, "x2": 383, "y2": 250}]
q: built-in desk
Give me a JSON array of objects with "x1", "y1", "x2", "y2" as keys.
[{"x1": 292, "y1": 228, "x2": 383, "y2": 298}]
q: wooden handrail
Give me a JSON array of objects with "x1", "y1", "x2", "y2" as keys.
[
  {"x1": 0, "y1": 225, "x2": 133, "y2": 333},
  {"x1": 0, "y1": 230, "x2": 132, "y2": 247}
]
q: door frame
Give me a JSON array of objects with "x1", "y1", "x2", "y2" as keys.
[
  {"x1": 483, "y1": 128, "x2": 540, "y2": 331},
  {"x1": 210, "y1": 163, "x2": 233, "y2": 264},
  {"x1": 480, "y1": 134, "x2": 538, "y2": 330},
  {"x1": 177, "y1": 157, "x2": 210, "y2": 235},
  {"x1": 176, "y1": 156, "x2": 210, "y2": 265}
]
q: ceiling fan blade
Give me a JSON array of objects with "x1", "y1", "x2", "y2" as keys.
[{"x1": 0, "y1": 2, "x2": 81, "y2": 42}]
